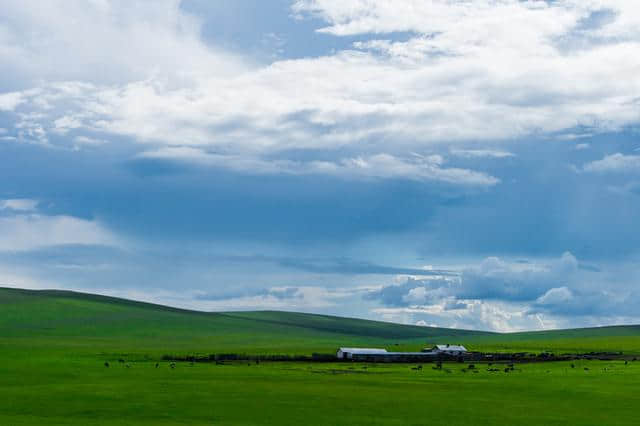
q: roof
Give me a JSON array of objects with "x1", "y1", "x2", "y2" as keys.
[
  {"x1": 434, "y1": 344, "x2": 467, "y2": 352},
  {"x1": 338, "y1": 347, "x2": 388, "y2": 355}
]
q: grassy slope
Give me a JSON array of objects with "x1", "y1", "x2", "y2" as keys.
[
  {"x1": 2, "y1": 287, "x2": 640, "y2": 425},
  {"x1": 2, "y1": 287, "x2": 639, "y2": 355},
  {"x1": 0, "y1": 287, "x2": 493, "y2": 357}
]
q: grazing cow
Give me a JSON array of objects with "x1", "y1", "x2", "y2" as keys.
[{"x1": 104, "y1": 362, "x2": 109, "y2": 368}]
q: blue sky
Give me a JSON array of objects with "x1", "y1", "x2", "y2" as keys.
[{"x1": 1, "y1": 0, "x2": 640, "y2": 331}]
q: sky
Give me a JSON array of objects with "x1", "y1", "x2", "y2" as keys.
[{"x1": 1, "y1": 0, "x2": 640, "y2": 332}]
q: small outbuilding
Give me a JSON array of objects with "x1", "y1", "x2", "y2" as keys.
[{"x1": 429, "y1": 344, "x2": 468, "y2": 356}]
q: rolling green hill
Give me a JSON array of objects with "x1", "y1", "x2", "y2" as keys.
[
  {"x1": 2, "y1": 287, "x2": 640, "y2": 425},
  {"x1": 1, "y1": 287, "x2": 639, "y2": 356},
  {"x1": 0, "y1": 287, "x2": 492, "y2": 357}
]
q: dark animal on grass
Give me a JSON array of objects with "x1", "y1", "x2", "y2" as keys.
[
  {"x1": 104, "y1": 362, "x2": 109, "y2": 368},
  {"x1": 571, "y1": 364, "x2": 575, "y2": 368}
]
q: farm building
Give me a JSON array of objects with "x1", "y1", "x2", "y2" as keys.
[
  {"x1": 337, "y1": 345, "x2": 468, "y2": 361},
  {"x1": 336, "y1": 348, "x2": 388, "y2": 359},
  {"x1": 337, "y1": 347, "x2": 438, "y2": 362},
  {"x1": 428, "y1": 344, "x2": 468, "y2": 356}
]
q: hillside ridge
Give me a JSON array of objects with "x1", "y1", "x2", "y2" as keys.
[{"x1": 2, "y1": 286, "x2": 638, "y2": 336}]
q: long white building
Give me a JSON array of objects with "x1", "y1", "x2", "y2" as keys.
[{"x1": 336, "y1": 348, "x2": 388, "y2": 359}]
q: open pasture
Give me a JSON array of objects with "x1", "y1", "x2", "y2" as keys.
[
  {"x1": 2, "y1": 358, "x2": 639, "y2": 425},
  {"x1": 1, "y1": 288, "x2": 639, "y2": 425}
]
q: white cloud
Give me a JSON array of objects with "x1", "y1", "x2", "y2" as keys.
[
  {"x1": 73, "y1": 136, "x2": 108, "y2": 147},
  {"x1": 293, "y1": 1, "x2": 640, "y2": 40},
  {"x1": 368, "y1": 252, "x2": 596, "y2": 330},
  {"x1": 583, "y1": 153, "x2": 640, "y2": 173},
  {"x1": 1, "y1": 1, "x2": 640, "y2": 182},
  {"x1": 0, "y1": 91, "x2": 24, "y2": 111},
  {"x1": 0, "y1": 214, "x2": 119, "y2": 251},
  {"x1": 0, "y1": 198, "x2": 39, "y2": 211},
  {"x1": 139, "y1": 147, "x2": 498, "y2": 186},
  {"x1": 536, "y1": 286, "x2": 574, "y2": 305},
  {"x1": 373, "y1": 300, "x2": 541, "y2": 332},
  {"x1": 0, "y1": 267, "x2": 58, "y2": 290},
  {"x1": 450, "y1": 149, "x2": 515, "y2": 159},
  {"x1": 190, "y1": 286, "x2": 359, "y2": 311},
  {"x1": 0, "y1": 0, "x2": 246, "y2": 88}
]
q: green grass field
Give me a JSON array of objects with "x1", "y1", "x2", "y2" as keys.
[{"x1": 1, "y1": 287, "x2": 639, "y2": 425}]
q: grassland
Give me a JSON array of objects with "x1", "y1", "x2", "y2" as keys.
[{"x1": 1, "y1": 287, "x2": 639, "y2": 425}]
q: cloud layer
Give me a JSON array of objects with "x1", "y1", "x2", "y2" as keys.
[
  {"x1": 2, "y1": 1, "x2": 639, "y2": 182},
  {"x1": 1, "y1": 1, "x2": 640, "y2": 331}
]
